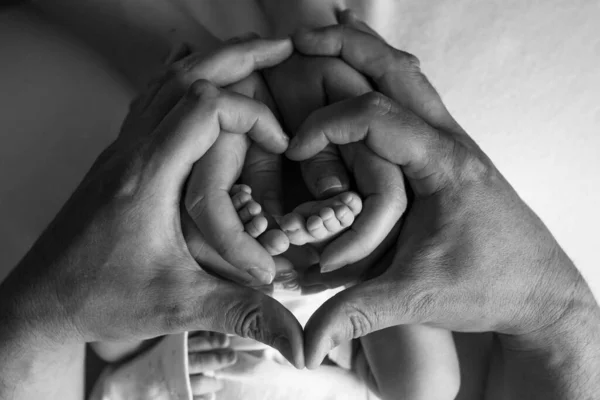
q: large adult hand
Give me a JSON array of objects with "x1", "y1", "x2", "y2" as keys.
[
  {"x1": 0, "y1": 38, "x2": 304, "y2": 369},
  {"x1": 264, "y1": 49, "x2": 406, "y2": 271},
  {"x1": 288, "y1": 19, "x2": 600, "y2": 397}
]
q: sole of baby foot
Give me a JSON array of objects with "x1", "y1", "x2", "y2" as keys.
[{"x1": 280, "y1": 191, "x2": 362, "y2": 247}]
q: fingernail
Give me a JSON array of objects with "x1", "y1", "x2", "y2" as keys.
[
  {"x1": 273, "y1": 336, "x2": 294, "y2": 364},
  {"x1": 320, "y1": 261, "x2": 343, "y2": 273},
  {"x1": 249, "y1": 267, "x2": 274, "y2": 285},
  {"x1": 316, "y1": 177, "x2": 344, "y2": 196}
]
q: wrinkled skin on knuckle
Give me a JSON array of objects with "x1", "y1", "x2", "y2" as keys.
[
  {"x1": 337, "y1": 300, "x2": 375, "y2": 342},
  {"x1": 225, "y1": 295, "x2": 267, "y2": 342}
]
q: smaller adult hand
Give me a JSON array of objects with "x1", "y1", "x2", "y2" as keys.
[
  {"x1": 264, "y1": 50, "x2": 406, "y2": 271},
  {"x1": 288, "y1": 18, "x2": 600, "y2": 387},
  {"x1": 0, "y1": 38, "x2": 304, "y2": 368}
]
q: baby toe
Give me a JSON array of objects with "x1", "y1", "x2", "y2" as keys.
[
  {"x1": 232, "y1": 191, "x2": 252, "y2": 211},
  {"x1": 280, "y1": 213, "x2": 310, "y2": 246},
  {"x1": 230, "y1": 184, "x2": 251, "y2": 196},
  {"x1": 238, "y1": 201, "x2": 262, "y2": 223},
  {"x1": 334, "y1": 204, "x2": 355, "y2": 227},
  {"x1": 307, "y1": 215, "x2": 328, "y2": 240},
  {"x1": 340, "y1": 191, "x2": 363, "y2": 215},
  {"x1": 259, "y1": 229, "x2": 290, "y2": 256},
  {"x1": 245, "y1": 215, "x2": 268, "y2": 238},
  {"x1": 319, "y1": 207, "x2": 342, "y2": 233}
]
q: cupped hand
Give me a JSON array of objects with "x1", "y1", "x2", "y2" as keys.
[
  {"x1": 0, "y1": 38, "x2": 304, "y2": 368},
  {"x1": 287, "y1": 15, "x2": 598, "y2": 370},
  {"x1": 264, "y1": 47, "x2": 406, "y2": 271}
]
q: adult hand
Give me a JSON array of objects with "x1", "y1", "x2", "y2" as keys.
[
  {"x1": 264, "y1": 51, "x2": 406, "y2": 271},
  {"x1": 176, "y1": 35, "x2": 293, "y2": 285},
  {"x1": 288, "y1": 17, "x2": 600, "y2": 397},
  {"x1": 0, "y1": 39, "x2": 304, "y2": 371}
]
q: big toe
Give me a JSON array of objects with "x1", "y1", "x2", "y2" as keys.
[{"x1": 259, "y1": 229, "x2": 290, "y2": 256}]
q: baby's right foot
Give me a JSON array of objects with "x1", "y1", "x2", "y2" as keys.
[
  {"x1": 280, "y1": 191, "x2": 363, "y2": 247},
  {"x1": 231, "y1": 184, "x2": 289, "y2": 256}
]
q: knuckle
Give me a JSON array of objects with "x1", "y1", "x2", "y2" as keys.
[
  {"x1": 226, "y1": 297, "x2": 265, "y2": 342},
  {"x1": 393, "y1": 50, "x2": 421, "y2": 70},
  {"x1": 447, "y1": 139, "x2": 495, "y2": 184},
  {"x1": 188, "y1": 79, "x2": 220, "y2": 100},
  {"x1": 155, "y1": 300, "x2": 194, "y2": 333},
  {"x1": 405, "y1": 286, "x2": 438, "y2": 322},
  {"x1": 344, "y1": 302, "x2": 374, "y2": 340}
]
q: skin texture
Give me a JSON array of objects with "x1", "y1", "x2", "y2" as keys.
[
  {"x1": 286, "y1": 14, "x2": 600, "y2": 398},
  {"x1": 0, "y1": 38, "x2": 306, "y2": 400},
  {"x1": 264, "y1": 53, "x2": 407, "y2": 271}
]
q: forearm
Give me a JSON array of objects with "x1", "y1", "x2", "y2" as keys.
[
  {"x1": 34, "y1": 0, "x2": 220, "y2": 90},
  {"x1": 0, "y1": 253, "x2": 86, "y2": 400},
  {"x1": 0, "y1": 337, "x2": 84, "y2": 400},
  {"x1": 497, "y1": 277, "x2": 600, "y2": 399}
]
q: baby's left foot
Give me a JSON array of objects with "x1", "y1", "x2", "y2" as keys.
[
  {"x1": 231, "y1": 184, "x2": 289, "y2": 256},
  {"x1": 280, "y1": 192, "x2": 363, "y2": 247}
]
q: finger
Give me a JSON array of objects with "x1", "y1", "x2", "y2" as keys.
[
  {"x1": 287, "y1": 92, "x2": 454, "y2": 196},
  {"x1": 336, "y1": 9, "x2": 386, "y2": 41},
  {"x1": 139, "y1": 37, "x2": 293, "y2": 134},
  {"x1": 180, "y1": 277, "x2": 305, "y2": 369},
  {"x1": 173, "y1": 37, "x2": 293, "y2": 87},
  {"x1": 188, "y1": 349, "x2": 237, "y2": 374},
  {"x1": 188, "y1": 331, "x2": 230, "y2": 352},
  {"x1": 181, "y1": 206, "x2": 257, "y2": 286},
  {"x1": 304, "y1": 275, "x2": 429, "y2": 369},
  {"x1": 187, "y1": 185, "x2": 276, "y2": 284},
  {"x1": 293, "y1": 25, "x2": 460, "y2": 133},
  {"x1": 189, "y1": 375, "x2": 224, "y2": 396},
  {"x1": 152, "y1": 81, "x2": 289, "y2": 193},
  {"x1": 301, "y1": 59, "x2": 371, "y2": 199},
  {"x1": 320, "y1": 144, "x2": 407, "y2": 271},
  {"x1": 300, "y1": 229, "x2": 397, "y2": 289},
  {"x1": 230, "y1": 73, "x2": 285, "y2": 216}
]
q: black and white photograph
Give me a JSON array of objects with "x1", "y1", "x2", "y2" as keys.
[{"x1": 1, "y1": 1, "x2": 599, "y2": 399}]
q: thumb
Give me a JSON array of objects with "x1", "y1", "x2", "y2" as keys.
[
  {"x1": 303, "y1": 276, "x2": 424, "y2": 369},
  {"x1": 182, "y1": 276, "x2": 305, "y2": 369}
]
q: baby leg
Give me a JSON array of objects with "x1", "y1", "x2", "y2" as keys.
[
  {"x1": 231, "y1": 184, "x2": 289, "y2": 256},
  {"x1": 359, "y1": 325, "x2": 460, "y2": 400},
  {"x1": 279, "y1": 192, "x2": 363, "y2": 247}
]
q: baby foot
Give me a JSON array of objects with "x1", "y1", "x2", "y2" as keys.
[
  {"x1": 280, "y1": 192, "x2": 363, "y2": 247},
  {"x1": 231, "y1": 184, "x2": 289, "y2": 256}
]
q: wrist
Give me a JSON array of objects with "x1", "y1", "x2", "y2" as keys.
[
  {"x1": 498, "y1": 281, "x2": 600, "y2": 398},
  {"x1": 0, "y1": 250, "x2": 79, "y2": 350}
]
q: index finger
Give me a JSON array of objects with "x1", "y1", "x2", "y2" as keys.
[
  {"x1": 286, "y1": 92, "x2": 455, "y2": 196},
  {"x1": 137, "y1": 37, "x2": 294, "y2": 137},
  {"x1": 293, "y1": 24, "x2": 461, "y2": 133}
]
